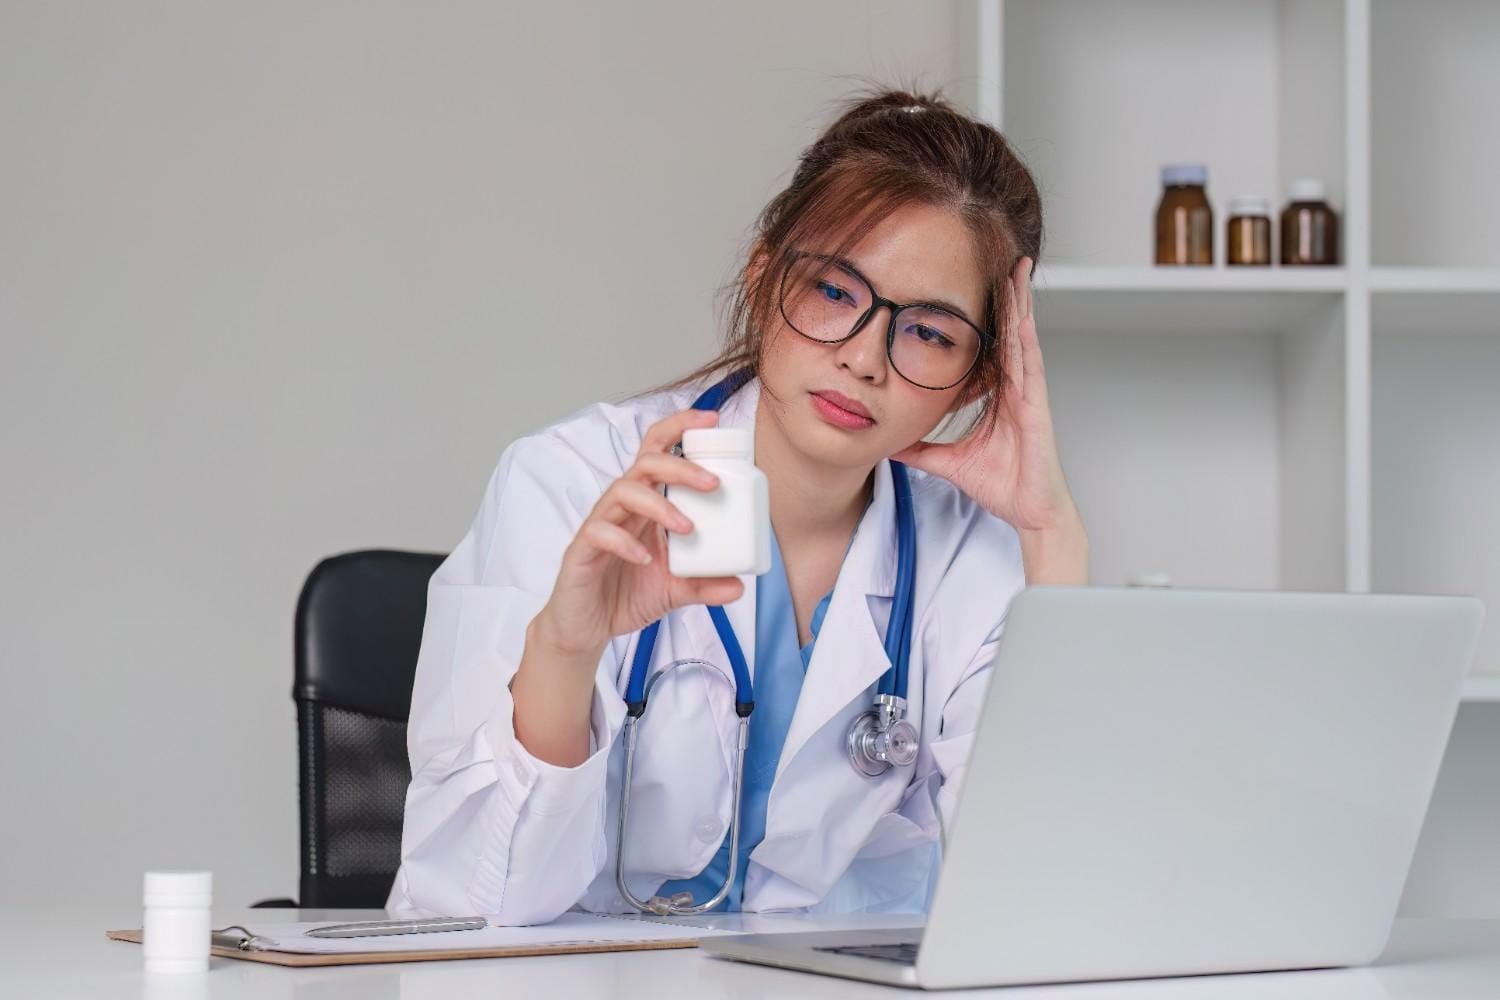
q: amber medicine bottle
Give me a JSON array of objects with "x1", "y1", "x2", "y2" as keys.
[
  {"x1": 1155, "y1": 164, "x2": 1213, "y2": 265},
  {"x1": 1280, "y1": 178, "x2": 1340, "y2": 266},
  {"x1": 1227, "y1": 196, "x2": 1272, "y2": 266}
]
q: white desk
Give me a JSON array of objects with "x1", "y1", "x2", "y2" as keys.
[{"x1": 16, "y1": 906, "x2": 1500, "y2": 998}]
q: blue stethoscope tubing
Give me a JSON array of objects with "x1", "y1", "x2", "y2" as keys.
[{"x1": 613, "y1": 365, "x2": 918, "y2": 916}]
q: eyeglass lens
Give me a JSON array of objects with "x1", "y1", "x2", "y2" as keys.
[{"x1": 779, "y1": 255, "x2": 981, "y2": 389}]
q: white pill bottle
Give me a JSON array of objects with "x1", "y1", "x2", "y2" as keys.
[
  {"x1": 142, "y1": 870, "x2": 212, "y2": 973},
  {"x1": 667, "y1": 427, "x2": 770, "y2": 578}
]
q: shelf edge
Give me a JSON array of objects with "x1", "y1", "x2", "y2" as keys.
[
  {"x1": 1035, "y1": 266, "x2": 1348, "y2": 293},
  {"x1": 1369, "y1": 268, "x2": 1500, "y2": 293},
  {"x1": 1461, "y1": 676, "x2": 1500, "y2": 703}
]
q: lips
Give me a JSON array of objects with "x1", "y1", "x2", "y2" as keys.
[{"x1": 812, "y1": 390, "x2": 873, "y2": 421}]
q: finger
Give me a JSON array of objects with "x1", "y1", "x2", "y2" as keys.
[
  {"x1": 624, "y1": 451, "x2": 721, "y2": 493},
  {"x1": 640, "y1": 407, "x2": 719, "y2": 456},
  {"x1": 575, "y1": 519, "x2": 654, "y2": 567},
  {"x1": 1017, "y1": 304, "x2": 1050, "y2": 411},
  {"x1": 612, "y1": 507, "x2": 655, "y2": 549},
  {"x1": 1003, "y1": 274, "x2": 1025, "y2": 402},
  {"x1": 597, "y1": 478, "x2": 695, "y2": 534},
  {"x1": 1018, "y1": 256, "x2": 1035, "y2": 320}
]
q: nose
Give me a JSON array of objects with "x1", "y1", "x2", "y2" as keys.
[{"x1": 834, "y1": 303, "x2": 891, "y2": 384}]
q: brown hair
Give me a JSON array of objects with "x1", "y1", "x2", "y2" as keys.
[{"x1": 626, "y1": 78, "x2": 1044, "y2": 444}]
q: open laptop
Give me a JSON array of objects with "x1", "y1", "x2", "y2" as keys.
[{"x1": 701, "y1": 585, "x2": 1485, "y2": 989}]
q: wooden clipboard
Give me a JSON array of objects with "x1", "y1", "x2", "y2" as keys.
[{"x1": 104, "y1": 927, "x2": 702, "y2": 967}]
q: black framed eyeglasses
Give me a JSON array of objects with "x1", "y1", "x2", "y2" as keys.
[{"x1": 777, "y1": 248, "x2": 994, "y2": 391}]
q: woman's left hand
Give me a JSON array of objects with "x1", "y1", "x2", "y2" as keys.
[{"x1": 892, "y1": 256, "x2": 1086, "y2": 544}]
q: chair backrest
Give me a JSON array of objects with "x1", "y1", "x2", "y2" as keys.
[{"x1": 293, "y1": 548, "x2": 445, "y2": 908}]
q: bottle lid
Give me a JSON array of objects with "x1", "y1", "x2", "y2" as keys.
[
  {"x1": 1161, "y1": 163, "x2": 1207, "y2": 187},
  {"x1": 144, "y1": 870, "x2": 212, "y2": 907},
  {"x1": 1287, "y1": 178, "x2": 1326, "y2": 202},
  {"x1": 681, "y1": 427, "x2": 752, "y2": 460},
  {"x1": 1228, "y1": 195, "x2": 1271, "y2": 217}
]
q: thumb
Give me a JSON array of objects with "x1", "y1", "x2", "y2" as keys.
[{"x1": 671, "y1": 574, "x2": 745, "y2": 609}]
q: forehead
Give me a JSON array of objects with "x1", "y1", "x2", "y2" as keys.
[{"x1": 821, "y1": 202, "x2": 986, "y2": 324}]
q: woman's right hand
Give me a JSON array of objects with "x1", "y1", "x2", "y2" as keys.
[{"x1": 531, "y1": 407, "x2": 747, "y2": 661}]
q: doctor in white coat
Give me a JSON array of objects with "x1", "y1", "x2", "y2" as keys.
[{"x1": 388, "y1": 88, "x2": 1090, "y2": 923}]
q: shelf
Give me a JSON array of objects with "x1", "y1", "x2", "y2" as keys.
[
  {"x1": 1029, "y1": 267, "x2": 1500, "y2": 339},
  {"x1": 1371, "y1": 285, "x2": 1500, "y2": 339},
  {"x1": 975, "y1": 0, "x2": 1499, "y2": 912},
  {"x1": 982, "y1": 0, "x2": 1492, "y2": 651},
  {"x1": 1033, "y1": 268, "x2": 1344, "y2": 338},
  {"x1": 1369, "y1": 269, "x2": 1500, "y2": 294},
  {"x1": 1036, "y1": 266, "x2": 1348, "y2": 292},
  {"x1": 1038, "y1": 266, "x2": 1500, "y2": 296},
  {"x1": 1463, "y1": 676, "x2": 1500, "y2": 703}
]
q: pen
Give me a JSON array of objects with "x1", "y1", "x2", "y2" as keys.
[{"x1": 304, "y1": 916, "x2": 488, "y2": 938}]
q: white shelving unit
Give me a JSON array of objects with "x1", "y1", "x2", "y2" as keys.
[{"x1": 972, "y1": 0, "x2": 1500, "y2": 700}]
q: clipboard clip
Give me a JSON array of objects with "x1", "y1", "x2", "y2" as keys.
[{"x1": 211, "y1": 924, "x2": 271, "y2": 951}]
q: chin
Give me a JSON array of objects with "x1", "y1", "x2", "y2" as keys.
[{"x1": 804, "y1": 425, "x2": 892, "y2": 469}]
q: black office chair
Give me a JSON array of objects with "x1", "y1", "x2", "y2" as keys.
[{"x1": 255, "y1": 548, "x2": 446, "y2": 908}]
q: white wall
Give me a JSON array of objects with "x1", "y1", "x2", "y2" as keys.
[{"x1": 0, "y1": 0, "x2": 967, "y2": 906}]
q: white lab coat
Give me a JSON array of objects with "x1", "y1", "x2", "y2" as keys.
[{"x1": 386, "y1": 373, "x2": 1026, "y2": 923}]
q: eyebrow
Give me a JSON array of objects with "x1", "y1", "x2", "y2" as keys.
[{"x1": 825, "y1": 253, "x2": 980, "y2": 328}]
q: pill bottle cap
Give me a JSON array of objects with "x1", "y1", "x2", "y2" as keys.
[
  {"x1": 144, "y1": 870, "x2": 212, "y2": 907},
  {"x1": 1287, "y1": 178, "x2": 1326, "y2": 202},
  {"x1": 1228, "y1": 195, "x2": 1271, "y2": 217},
  {"x1": 682, "y1": 427, "x2": 752, "y2": 460},
  {"x1": 1161, "y1": 163, "x2": 1207, "y2": 187}
]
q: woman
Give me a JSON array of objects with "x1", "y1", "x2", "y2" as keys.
[{"x1": 388, "y1": 86, "x2": 1088, "y2": 923}]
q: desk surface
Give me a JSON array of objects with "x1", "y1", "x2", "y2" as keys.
[{"x1": 18, "y1": 906, "x2": 1500, "y2": 998}]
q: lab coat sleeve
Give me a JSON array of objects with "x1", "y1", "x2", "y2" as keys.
[{"x1": 387, "y1": 431, "x2": 629, "y2": 924}]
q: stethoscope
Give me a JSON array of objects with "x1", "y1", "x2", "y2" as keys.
[{"x1": 614, "y1": 365, "x2": 920, "y2": 916}]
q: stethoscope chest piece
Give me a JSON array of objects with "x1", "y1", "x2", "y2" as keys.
[{"x1": 845, "y1": 693, "x2": 919, "y2": 777}]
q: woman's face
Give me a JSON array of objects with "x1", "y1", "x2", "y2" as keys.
[{"x1": 757, "y1": 201, "x2": 989, "y2": 474}]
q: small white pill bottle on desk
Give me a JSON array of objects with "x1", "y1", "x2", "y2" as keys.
[
  {"x1": 142, "y1": 870, "x2": 212, "y2": 973},
  {"x1": 667, "y1": 427, "x2": 770, "y2": 578}
]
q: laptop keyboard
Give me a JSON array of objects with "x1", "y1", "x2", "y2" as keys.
[{"x1": 814, "y1": 941, "x2": 921, "y2": 965}]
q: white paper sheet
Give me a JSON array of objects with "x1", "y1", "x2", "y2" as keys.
[{"x1": 229, "y1": 912, "x2": 735, "y2": 955}]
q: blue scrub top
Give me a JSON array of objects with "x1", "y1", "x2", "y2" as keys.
[{"x1": 653, "y1": 520, "x2": 849, "y2": 910}]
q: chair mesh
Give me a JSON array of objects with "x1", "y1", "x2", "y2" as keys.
[{"x1": 311, "y1": 704, "x2": 411, "y2": 878}]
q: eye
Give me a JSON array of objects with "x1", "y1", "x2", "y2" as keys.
[
  {"x1": 816, "y1": 280, "x2": 855, "y2": 306},
  {"x1": 910, "y1": 323, "x2": 955, "y2": 348}
]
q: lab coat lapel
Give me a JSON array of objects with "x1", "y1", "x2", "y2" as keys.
[{"x1": 774, "y1": 458, "x2": 899, "y2": 781}]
